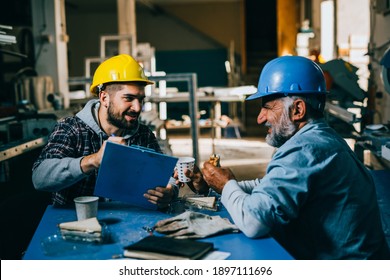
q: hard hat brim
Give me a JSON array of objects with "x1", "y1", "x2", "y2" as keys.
[
  {"x1": 90, "y1": 79, "x2": 154, "y2": 95},
  {"x1": 246, "y1": 89, "x2": 328, "y2": 101},
  {"x1": 246, "y1": 92, "x2": 263, "y2": 101}
]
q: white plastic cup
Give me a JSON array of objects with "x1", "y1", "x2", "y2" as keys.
[
  {"x1": 176, "y1": 157, "x2": 195, "y2": 182},
  {"x1": 73, "y1": 196, "x2": 99, "y2": 221}
]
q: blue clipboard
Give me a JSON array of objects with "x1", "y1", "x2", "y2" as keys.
[{"x1": 94, "y1": 141, "x2": 178, "y2": 209}]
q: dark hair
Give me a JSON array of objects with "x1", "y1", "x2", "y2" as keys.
[{"x1": 103, "y1": 81, "x2": 148, "y2": 94}]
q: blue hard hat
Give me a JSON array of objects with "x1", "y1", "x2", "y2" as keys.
[
  {"x1": 247, "y1": 56, "x2": 328, "y2": 101},
  {"x1": 380, "y1": 47, "x2": 390, "y2": 67}
]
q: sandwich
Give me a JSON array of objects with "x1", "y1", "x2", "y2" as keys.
[
  {"x1": 209, "y1": 154, "x2": 220, "y2": 167},
  {"x1": 58, "y1": 217, "x2": 103, "y2": 242}
]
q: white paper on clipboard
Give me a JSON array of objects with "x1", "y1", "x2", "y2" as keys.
[{"x1": 94, "y1": 142, "x2": 178, "y2": 209}]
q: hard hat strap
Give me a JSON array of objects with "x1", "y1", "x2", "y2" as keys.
[
  {"x1": 97, "y1": 83, "x2": 105, "y2": 94},
  {"x1": 299, "y1": 95, "x2": 326, "y2": 112}
]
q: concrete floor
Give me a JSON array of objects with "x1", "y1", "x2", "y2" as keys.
[{"x1": 168, "y1": 135, "x2": 274, "y2": 181}]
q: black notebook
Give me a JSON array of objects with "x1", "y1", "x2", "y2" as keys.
[{"x1": 123, "y1": 235, "x2": 214, "y2": 260}]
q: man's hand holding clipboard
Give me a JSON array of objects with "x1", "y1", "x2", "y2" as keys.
[{"x1": 94, "y1": 142, "x2": 178, "y2": 209}]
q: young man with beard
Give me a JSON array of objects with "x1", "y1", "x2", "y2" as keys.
[
  {"x1": 187, "y1": 56, "x2": 390, "y2": 259},
  {"x1": 32, "y1": 54, "x2": 175, "y2": 209}
]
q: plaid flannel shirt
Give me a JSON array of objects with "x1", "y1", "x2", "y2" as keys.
[{"x1": 32, "y1": 115, "x2": 161, "y2": 205}]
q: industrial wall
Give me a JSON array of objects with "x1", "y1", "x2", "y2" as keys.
[{"x1": 66, "y1": 0, "x2": 243, "y2": 85}]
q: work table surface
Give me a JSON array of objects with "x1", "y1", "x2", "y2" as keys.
[{"x1": 23, "y1": 202, "x2": 293, "y2": 260}]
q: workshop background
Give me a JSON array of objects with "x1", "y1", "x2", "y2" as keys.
[{"x1": 1, "y1": 0, "x2": 390, "y2": 260}]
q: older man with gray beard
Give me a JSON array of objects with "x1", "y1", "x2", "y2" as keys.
[{"x1": 187, "y1": 56, "x2": 390, "y2": 260}]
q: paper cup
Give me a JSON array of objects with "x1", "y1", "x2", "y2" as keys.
[
  {"x1": 176, "y1": 157, "x2": 195, "y2": 182},
  {"x1": 74, "y1": 196, "x2": 99, "y2": 221}
]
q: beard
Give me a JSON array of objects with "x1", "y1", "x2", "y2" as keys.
[
  {"x1": 265, "y1": 105, "x2": 297, "y2": 148},
  {"x1": 106, "y1": 103, "x2": 139, "y2": 130}
]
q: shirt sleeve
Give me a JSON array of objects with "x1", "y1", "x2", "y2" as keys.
[
  {"x1": 221, "y1": 179, "x2": 271, "y2": 238},
  {"x1": 168, "y1": 176, "x2": 180, "y2": 199},
  {"x1": 32, "y1": 157, "x2": 87, "y2": 191},
  {"x1": 32, "y1": 120, "x2": 88, "y2": 191},
  {"x1": 236, "y1": 178, "x2": 261, "y2": 193},
  {"x1": 221, "y1": 144, "x2": 316, "y2": 238},
  {"x1": 253, "y1": 146, "x2": 320, "y2": 227}
]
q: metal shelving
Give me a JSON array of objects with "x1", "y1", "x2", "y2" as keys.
[{"x1": 148, "y1": 73, "x2": 200, "y2": 163}]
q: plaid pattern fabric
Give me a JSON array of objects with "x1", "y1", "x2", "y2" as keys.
[{"x1": 33, "y1": 116, "x2": 161, "y2": 205}]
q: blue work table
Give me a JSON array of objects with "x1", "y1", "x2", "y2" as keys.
[{"x1": 23, "y1": 202, "x2": 293, "y2": 260}]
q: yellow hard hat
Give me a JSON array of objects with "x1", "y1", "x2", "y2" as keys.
[{"x1": 90, "y1": 54, "x2": 154, "y2": 95}]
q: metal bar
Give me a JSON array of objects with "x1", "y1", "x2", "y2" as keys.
[
  {"x1": 0, "y1": 137, "x2": 47, "y2": 162},
  {"x1": 188, "y1": 73, "x2": 200, "y2": 163},
  {"x1": 325, "y1": 102, "x2": 357, "y2": 123},
  {"x1": 149, "y1": 73, "x2": 200, "y2": 163},
  {"x1": 0, "y1": 49, "x2": 27, "y2": 58},
  {"x1": 100, "y1": 34, "x2": 133, "y2": 59},
  {"x1": 84, "y1": 57, "x2": 104, "y2": 96}
]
